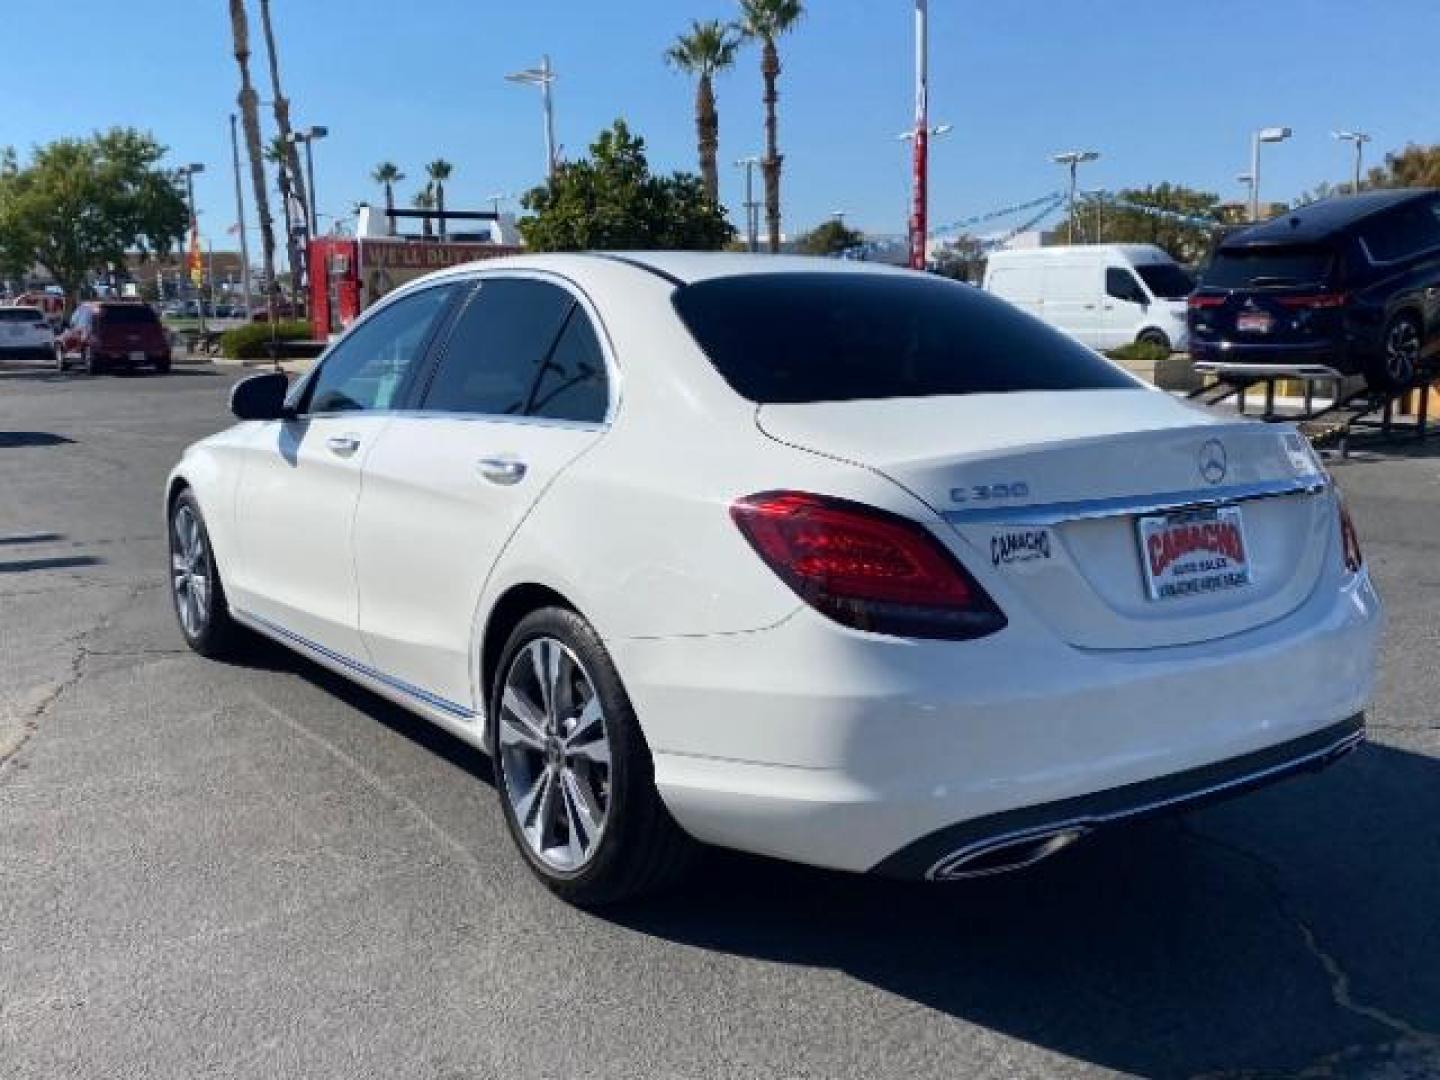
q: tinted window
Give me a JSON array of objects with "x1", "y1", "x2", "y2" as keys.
[
  {"x1": 673, "y1": 272, "x2": 1136, "y2": 404},
  {"x1": 1360, "y1": 201, "x2": 1440, "y2": 262},
  {"x1": 1135, "y1": 263, "x2": 1195, "y2": 300},
  {"x1": 423, "y1": 278, "x2": 608, "y2": 422},
  {"x1": 1201, "y1": 246, "x2": 1336, "y2": 289},
  {"x1": 97, "y1": 305, "x2": 159, "y2": 325},
  {"x1": 306, "y1": 285, "x2": 455, "y2": 414},
  {"x1": 0, "y1": 308, "x2": 43, "y2": 322},
  {"x1": 1105, "y1": 268, "x2": 1147, "y2": 304}
]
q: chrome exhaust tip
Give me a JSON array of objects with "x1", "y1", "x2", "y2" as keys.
[{"x1": 927, "y1": 825, "x2": 1091, "y2": 882}]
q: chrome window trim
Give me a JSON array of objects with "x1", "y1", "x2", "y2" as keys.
[{"x1": 942, "y1": 475, "x2": 1329, "y2": 527}]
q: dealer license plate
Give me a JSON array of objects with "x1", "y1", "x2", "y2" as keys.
[
  {"x1": 1237, "y1": 311, "x2": 1273, "y2": 334},
  {"x1": 1136, "y1": 506, "x2": 1251, "y2": 601},
  {"x1": 129, "y1": 351, "x2": 145, "y2": 364}
]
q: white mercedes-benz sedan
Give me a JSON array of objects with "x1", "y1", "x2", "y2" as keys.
[{"x1": 165, "y1": 253, "x2": 1382, "y2": 904}]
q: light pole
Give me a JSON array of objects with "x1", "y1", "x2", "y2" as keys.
[
  {"x1": 228, "y1": 115, "x2": 253, "y2": 317},
  {"x1": 907, "y1": 0, "x2": 930, "y2": 271},
  {"x1": 177, "y1": 163, "x2": 205, "y2": 335},
  {"x1": 1052, "y1": 150, "x2": 1099, "y2": 244},
  {"x1": 286, "y1": 125, "x2": 328, "y2": 236},
  {"x1": 506, "y1": 55, "x2": 558, "y2": 180},
  {"x1": 1249, "y1": 125, "x2": 1292, "y2": 222},
  {"x1": 735, "y1": 156, "x2": 762, "y2": 252},
  {"x1": 1333, "y1": 129, "x2": 1371, "y2": 193}
]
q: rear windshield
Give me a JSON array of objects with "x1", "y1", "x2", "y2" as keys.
[
  {"x1": 0, "y1": 307, "x2": 43, "y2": 322},
  {"x1": 1201, "y1": 246, "x2": 1335, "y2": 289},
  {"x1": 1136, "y1": 263, "x2": 1195, "y2": 300},
  {"x1": 671, "y1": 272, "x2": 1136, "y2": 404},
  {"x1": 97, "y1": 305, "x2": 159, "y2": 325}
]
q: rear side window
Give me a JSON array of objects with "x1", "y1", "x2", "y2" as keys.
[
  {"x1": 1359, "y1": 201, "x2": 1440, "y2": 263},
  {"x1": 423, "y1": 278, "x2": 609, "y2": 423},
  {"x1": 672, "y1": 272, "x2": 1136, "y2": 404},
  {"x1": 97, "y1": 305, "x2": 159, "y2": 325},
  {"x1": 1201, "y1": 246, "x2": 1335, "y2": 289}
]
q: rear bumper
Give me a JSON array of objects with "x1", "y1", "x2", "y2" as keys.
[
  {"x1": 0, "y1": 344, "x2": 55, "y2": 360},
  {"x1": 1190, "y1": 337, "x2": 1361, "y2": 377},
  {"x1": 613, "y1": 567, "x2": 1382, "y2": 876}
]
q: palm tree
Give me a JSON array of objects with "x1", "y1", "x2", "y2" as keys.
[
  {"x1": 228, "y1": 0, "x2": 278, "y2": 316},
  {"x1": 412, "y1": 185, "x2": 436, "y2": 239},
  {"x1": 665, "y1": 20, "x2": 743, "y2": 206},
  {"x1": 738, "y1": 0, "x2": 803, "y2": 253},
  {"x1": 256, "y1": 0, "x2": 308, "y2": 229},
  {"x1": 372, "y1": 162, "x2": 404, "y2": 235},
  {"x1": 263, "y1": 136, "x2": 302, "y2": 305},
  {"x1": 426, "y1": 159, "x2": 454, "y2": 240}
]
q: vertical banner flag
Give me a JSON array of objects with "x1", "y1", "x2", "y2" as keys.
[{"x1": 187, "y1": 217, "x2": 203, "y2": 286}]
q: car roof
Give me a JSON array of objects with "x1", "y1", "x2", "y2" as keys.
[{"x1": 1221, "y1": 189, "x2": 1436, "y2": 247}]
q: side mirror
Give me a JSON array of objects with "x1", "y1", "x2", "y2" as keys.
[{"x1": 230, "y1": 371, "x2": 293, "y2": 421}]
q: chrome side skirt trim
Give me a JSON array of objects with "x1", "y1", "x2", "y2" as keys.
[
  {"x1": 924, "y1": 725, "x2": 1364, "y2": 881},
  {"x1": 234, "y1": 608, "x2": 477, "y2": 721},
  {"x1": 942, "y1": 475, "x2": 1328, "y2": 527}
]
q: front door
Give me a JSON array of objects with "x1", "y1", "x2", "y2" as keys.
[
  {"x1": 354, "y1": 275, "x2": 612, "y2": 713},
  {"x1": 1100, "y1": 266, "x2": 1151, "y2": 350},
  {"x1": 228, "y1": 282, "x2": 459, "y2": 660}
]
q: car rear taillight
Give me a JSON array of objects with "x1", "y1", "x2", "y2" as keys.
[
  {"x1": 1187, "y1": 294, "x2": 1226, "y2": 310},
  {"x1": 1276, "y1": 293, "x2": 1348, "y2": 309},
  {"x1": 1338, "y1": 498, "x2": 1363, "y2": 573},
  {"x1": 730, "y1": 491, "x2": 1006, "y2": 640}
]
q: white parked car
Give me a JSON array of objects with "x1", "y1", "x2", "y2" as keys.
[
  {"x1": 984, "y1": 243, "x2": 1194, "y2": 352},
  {"x1": 0, "y1": 305, "x2": 57, "y2": 363},
  {"x1": 166, "y1": 254, "x2": 1381, "y2": 904}
]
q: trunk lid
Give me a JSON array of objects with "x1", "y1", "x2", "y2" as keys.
[{"x1": 757, "y1": 389, "x2": 1331, "y2": 650}]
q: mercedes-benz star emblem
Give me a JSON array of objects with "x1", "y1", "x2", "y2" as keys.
[{"x1": 1198, "y1": 439, "x2": 1228, "y2": 485}]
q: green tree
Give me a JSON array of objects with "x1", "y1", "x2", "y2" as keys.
[
  {"x1": 665, "y1": 19, "x2": 743, "y2": 206},
  {"x1": 411, "y1": 184, "x2": 436, "y2": 238},
  {"x1": 371, "y1": 162, "x2": 404, "y2": 234},
  {"x1": 264, "y1": 135, "x2": 302, "y2": 302},
  {"x1": 228, "y1": 0, "x2": 278, "y2": 315},
  {"x1": 0, "y1": 129, "x2": 187, "y2": 306},
  {"x1": 931, "y1": 234, "x2": 986, "y2": 283},
  {"x1": 738, "y1": 0, "x2": 804, "y2": 253},
  {"x1": 1081, "y1": 183, "x2": 1223, "y2": 263},
  {"x1": 426, "y1": 159, "x2": 453, "y2": 239},
  {"x1": 257, "y1": 0, "x2": 308, "y2": 228},
  {"x1": 519, "y1": 120, "x2": 734, "y2": 252},
  {"x1": 796, "y1": 218, "x2": 863, "y2": 256},
  {"x1": 1365, "y1": 143, "x2": 1440, "y2": 189}
]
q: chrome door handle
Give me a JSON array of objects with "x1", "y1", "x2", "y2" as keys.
[
  {"x1": 326, "y1": 434, "x2": 361, "y2": 457},
  {"x1": 477, "y1": 457, "x2": 527, "y2": 485}
]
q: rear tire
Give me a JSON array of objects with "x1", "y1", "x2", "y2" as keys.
[
  {"x1": 168, "y1": 490, "x2": 244, "y2": 659},
  {"x1": 490, "y1": 607, "x2": 696, "y2": 906},
  {"x1": 1366, "y1": 312, "x2": 1422, "y2": 392},
  {"x1": 154, "y1": 357, "x2": 172, "y2": 374},
  {"x1": 83, "y1": 348, "x2": 102, "y2": 376}
]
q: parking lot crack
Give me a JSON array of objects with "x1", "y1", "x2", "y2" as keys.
[
  {"x1": 0, "y1": 637, "x2": 92, "y2": 778},
  {"x1": 1182, "y1": 822, "x2": 1438, "y2": 1046}
]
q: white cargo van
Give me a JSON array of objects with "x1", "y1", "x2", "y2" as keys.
[{"x1": 983, "y1": 244, "x2": 1193, "y2": 351}]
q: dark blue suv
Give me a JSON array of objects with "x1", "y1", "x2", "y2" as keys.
[{"x1": 1188, "y1": 189, "x2": 1440, "y2": 390}]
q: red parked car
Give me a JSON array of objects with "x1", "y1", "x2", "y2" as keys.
[{"x1": 57, "y1": 301, "x2": 172, "y2": 375}]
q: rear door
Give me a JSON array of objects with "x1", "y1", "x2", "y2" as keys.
[
  {"x1": 228, "y1": 283, "x2": 460, "y2": 660},
  {"x1": 353, "y1": 274, "x2": 612, "y2": 712},
  {"x1": 987, "y1": 262, "x2": 1043, "y2": 317}
]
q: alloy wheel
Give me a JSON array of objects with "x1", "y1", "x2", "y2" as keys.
[
  {"x1": 170, "y1": 504, "x2": 211, "y2": 638},
  {"x1": 1386, "y1": 319, "x2": 1421, "y2": 383},
  {"x1": 498, "y1": 636, "x2": 612, "y2": 873}
]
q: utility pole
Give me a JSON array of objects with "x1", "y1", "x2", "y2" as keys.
[
  {"x1": 507, "y1": 56, "x2": 559, "y2": 180},
  {"x1": 229, "y1": 114, "x2": 253, "y2": 316},
  {"x1": 1052, "y1": 151, "x2": 1099, "y2": 244},
  {"x1": 736, "y1": 156, "x2": 761, "y2": 252},
  {"x1": 1333, "y1": 130, "x2": 1371, "y2": 193},
  {"x1": 908, "y1": 0, "x2": 929, "y2": 271}
]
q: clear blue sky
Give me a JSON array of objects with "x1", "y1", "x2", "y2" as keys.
[{"x1": 3, "y1": 1, "x2": 1435, "y2": 245}]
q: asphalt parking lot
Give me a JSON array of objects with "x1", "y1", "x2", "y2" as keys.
[{"x1": 1, "y1": 363, "x2": 1438, "y2": 1079}]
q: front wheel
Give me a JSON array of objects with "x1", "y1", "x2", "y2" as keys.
[
  {"x1": 168, "y1": 490, "x2": 243, "y2": 658},
  {"x1": 1367, "y1": 313, "x2": 1422, "y2": 391},
  {"x1": 1136, "y1": 329, "x2": 1171, "y2": 352},
  {"x1": 491, "y1": 608, "x2": 695, "y2": 906}
]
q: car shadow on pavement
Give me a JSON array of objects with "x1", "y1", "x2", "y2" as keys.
[
  {"x1": 0, "y1": 554, "x2": 101, "y2": 573},
  {"x1": 606, "y1": 742, "x2": 1440, "y2": 1077},
  {"x1": 0, "y1": 432, "x2": 74, "y2": 448}
]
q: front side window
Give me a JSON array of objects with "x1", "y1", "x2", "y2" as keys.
[
  {"x1": 673, "y1": 272, "x2": 1136, "y2": 404},
  {"x1": 1105, "y1": 268, "x2": 1148, "y2": 304},
  {"x1": 422, "y1": 278, "x2": 609, "y2": 423},
  {"x1": 305, "y1": 285, "x2": 456, "y2": 414}
]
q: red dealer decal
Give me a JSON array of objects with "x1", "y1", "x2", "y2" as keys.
[{"x1": 1147, "y1": 519, "x2": 1246, "y2": 577}]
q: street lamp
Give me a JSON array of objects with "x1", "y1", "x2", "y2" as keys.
[
  {"x1": 1333, "y1": 129, "x2": 1371, "y2": 194},
  {"x1": 286, "y1": 125, "x2": 328, "y2": 236},
  {"x1": 176, "y1": 163, "x2": 206, "y2": 334},
  {"x1": 735, "y1": 156, "x2": 762, "y2": 252},
  {"x1": 1052, "y1": 150, "x2": 1099, "y2": 244},
  {"x1": 907, "y1": 0, "x2": 932, "y2": 270},
  {"x1": 1249, "y1": 125, "x2": 1291, "y2": 222},
  {"x1": 506, "y1": 56, "x2": 558, "y2": 180}
]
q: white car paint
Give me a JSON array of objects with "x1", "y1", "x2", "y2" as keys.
[
  {"x1": 0, "y1": 306, "x2": 57, "y2": 359},
  {"x1": 168, "y1": 252, "x2": 1381, "y2": 880},
  {"x1": 984, "y1": 244, "x2": 1193, "y2": 351}
]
